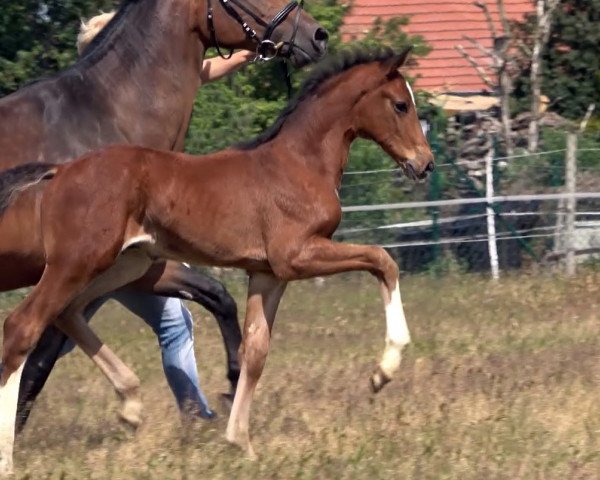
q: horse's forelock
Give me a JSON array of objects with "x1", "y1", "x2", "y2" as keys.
[{"x1": 77, "y1": 11, "x2": 116, "y2": 54}]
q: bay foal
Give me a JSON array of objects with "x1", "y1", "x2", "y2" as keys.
[
  {"x1": 0, "y1": 46, "x2": 433, "y2": 461},
  {"x1": 0, "y1": 0, "x2": 327, "y2": 438}
]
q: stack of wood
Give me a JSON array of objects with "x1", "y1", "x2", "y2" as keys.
[{"x1": 443, "y1": 109, "x2": 570, "y2": 187}]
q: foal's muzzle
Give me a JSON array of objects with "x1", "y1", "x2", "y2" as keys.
[{"x1": 405, "y1": 159, "x2": 435, "y2": 181}]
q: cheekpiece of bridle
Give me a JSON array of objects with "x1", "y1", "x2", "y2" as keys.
[{"x1": 207, "y1": 0, "x2": 305, "y2": 62}]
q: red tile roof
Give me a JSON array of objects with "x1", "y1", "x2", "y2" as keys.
[{"x1": 341, "y1": 0, "x2": 533, "y2": 93}]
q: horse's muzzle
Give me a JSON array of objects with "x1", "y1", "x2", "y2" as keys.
[
  {"x1": 312, "y1": 28, "x2": 329, "y2": 56},
  {"x1": 287, "y1": 27, "x2": 328, "y2": 67}
]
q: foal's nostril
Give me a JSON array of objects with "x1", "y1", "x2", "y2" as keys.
[
  {"x1": 312, "y1": 28, "x2": 329, "y2": 53},
  {"x1": 425, "y1": 161, "x2": 435, "y2": 173}
]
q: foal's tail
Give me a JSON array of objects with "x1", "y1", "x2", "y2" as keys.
[{"x1": 0, "y1": 163, "x2": 58, "y2": 218}]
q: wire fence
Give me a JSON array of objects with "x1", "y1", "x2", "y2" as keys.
[{"x1": 336, "y1": 134, "x2": 600, "y2": 278}]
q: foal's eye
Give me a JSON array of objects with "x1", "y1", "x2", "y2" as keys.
[{"x1": 394, "y1": 101, "x2": 409, "y2": 114}]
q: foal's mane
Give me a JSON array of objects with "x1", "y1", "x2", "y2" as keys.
[{"x1": 237, "y1": 46, "x2": 397, "y2": 150}]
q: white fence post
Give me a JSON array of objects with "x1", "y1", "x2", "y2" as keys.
[
  {"x1": 565, "y1": 133, "x2": 577, "y2": 276},
  {"x1": 485, "y1": 148, "x2": 500, "y2": 280}
]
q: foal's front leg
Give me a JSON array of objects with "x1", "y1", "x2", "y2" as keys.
[
  {"x1": 225, "y1": 272, "x2": 287, "y2": 458},
  {"x1": 54, "y1": 313, "x2": 143, "y2": 427},
  {"x1": 52, "y1": 248, "x2": 154, "y2": 427},
  {"x1": 275, "y1": 237, "x2": 410, "y2": 392}
]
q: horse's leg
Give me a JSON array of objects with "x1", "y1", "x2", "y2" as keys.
[
  {"x1": 225, "y1": 272, "x2": 286, "y2": 458},
  {"x1": 126, "y1": 261, "x2": 241, "y2": 399},
  {"x1": 274, "y1": 237, "x2": 410, "y2": 392},
  {"x1": 16, "y1": 325, "x2": 65, "y2": 434}
]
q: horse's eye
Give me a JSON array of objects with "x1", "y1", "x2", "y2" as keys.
[{"x1": 394, "y1": 101, "x2": 408, "y2": 114}]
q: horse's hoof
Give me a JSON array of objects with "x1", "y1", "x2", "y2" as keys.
[{"x1": 369, "y1": 367, "x2": 391, "y2": 393}]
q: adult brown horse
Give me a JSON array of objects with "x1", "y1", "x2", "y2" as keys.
[
  {"x1": 0, "y1": 46, "x2": 433, "y2": 467},
  {"x1": 0, "y1": 0, "x2": 328, "y2": 439}
]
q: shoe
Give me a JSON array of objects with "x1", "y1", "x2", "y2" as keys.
[{"x1": 199, "y1": 408, "x2": 217, "y2": 421}]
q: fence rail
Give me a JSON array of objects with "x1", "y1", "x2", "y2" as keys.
[{"x1": 339, "y1": 136, "x2": 600, "y2": 278}]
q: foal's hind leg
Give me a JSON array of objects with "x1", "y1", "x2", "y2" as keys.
[
  {"x1": 0, "y1": 362, "x2": 24, "y2": 476},
  {"x1": 1, "y1": 250, "x2": 150, "y2": 469},
  {"x1": 226, "y1": 272, "x2": 286, "y2": 458},
  {"x1": 0, "y1": 261, "x2": 109, "y2": 477}
]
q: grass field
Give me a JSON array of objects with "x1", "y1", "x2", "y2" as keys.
[{"x1": 2, "y1": 270, "x2": 600, "y2": 479}]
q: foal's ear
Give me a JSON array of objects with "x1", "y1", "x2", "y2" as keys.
[{"x1": 384, "y1": 46, "x2": 413, "y2": 79}]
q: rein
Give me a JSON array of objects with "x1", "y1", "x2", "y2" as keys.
[{"x1": 207, "y1": 0, "x2": 304, "y2": 62}]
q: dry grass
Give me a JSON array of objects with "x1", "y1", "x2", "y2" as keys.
[{"x1": 2, "y1": 270, "x2": 600, "y2": 479}]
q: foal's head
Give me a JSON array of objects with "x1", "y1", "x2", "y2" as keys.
[{"x1": 352, "y1": 47, "x2": 434, "y2": 180}]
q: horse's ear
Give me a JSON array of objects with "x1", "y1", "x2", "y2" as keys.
[{"x1": 385, "y1": 46, "x2": 413, "y2": 79}]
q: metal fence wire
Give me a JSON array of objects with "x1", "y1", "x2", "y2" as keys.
[{"x1": 336, "y1": 133, "x2": 600, "y2": 278}]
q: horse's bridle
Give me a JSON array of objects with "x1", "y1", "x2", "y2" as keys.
[{"x1": 207, "y1": 0, "x2": 305, "y2": 62}]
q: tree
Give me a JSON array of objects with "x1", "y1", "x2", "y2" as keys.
[
  {"x1": 455, "y1": 0, "x2": 517, "y2": 156},
  {"x1": 526, "y1": 0, "x2": 560, "y2": 152},
  {"x1": 0, "y1": 1, "x2": 116, "y2": 95},
  {"x1": 514, "y1": 0, "x2": 600, "y2": 122}
]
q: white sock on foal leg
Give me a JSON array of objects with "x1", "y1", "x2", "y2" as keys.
[
  {"x1": 0, "y1": 361, "x2": 25, "y2": 476},
  {"x1": 371, "y1": 281, "x2": 410, "y2": 392},
  {"x1": 381, "y1": 281, "x2": 410, "y2": 377}
]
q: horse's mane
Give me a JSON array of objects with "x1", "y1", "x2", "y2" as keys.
[
  {"x1": 76, "y1": 0, "x2": 150, "y2": 68},
  {"x1": 18, "y1": 0, "x2": 150, "y2": 91},
  {"x1": 237, "y1": 46, "x2": 397, "y2": 150}
]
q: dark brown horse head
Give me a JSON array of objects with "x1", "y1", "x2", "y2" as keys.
[
  {"x1": 353, "y1": 47, "x2": 434, "y2": 180},
  {"x1": 199, "y1": 0, "x2": 328, "y2": 67}
]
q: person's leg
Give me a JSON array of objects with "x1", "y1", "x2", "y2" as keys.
[{"x1": 109, "y1": 292, "x2": 214, "y2": 419}]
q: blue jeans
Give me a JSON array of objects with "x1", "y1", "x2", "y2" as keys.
[{"x1": 61, "y1": 292, "x2": 213, "y2": 418}]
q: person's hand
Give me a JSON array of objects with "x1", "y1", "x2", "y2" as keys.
[{"x1": 238, "y1": 50, "x2": 256, "y2": 62}]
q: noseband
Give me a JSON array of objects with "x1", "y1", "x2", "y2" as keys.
[{"x1": 207, "y1": 0, "x2": 304, "y2": 62}]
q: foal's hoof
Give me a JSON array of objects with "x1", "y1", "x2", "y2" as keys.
[
  {"x1": 118, "y1": 400, "x2": 143, "y2": 429},
  {"x1": 369, "y1": 367, "x2": 391, "y2": 393},
  {"x1": 246, "y1": 446, "x2": 257, "y2": 461},
  {"x1": 225, "y1": 434, "x2": 257, "y2": 461},
  {"x1": 0, "y1": 455, "x2": 13, "y2": 477}
]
